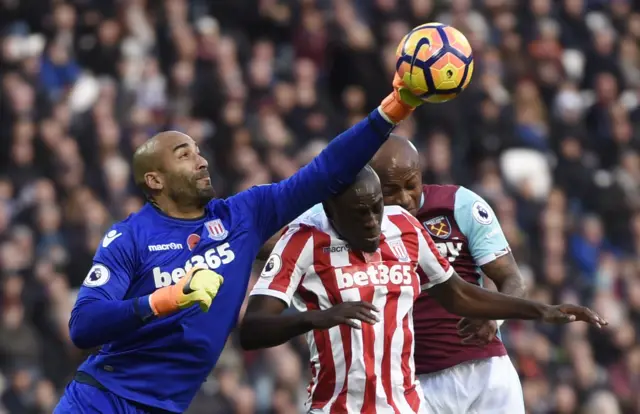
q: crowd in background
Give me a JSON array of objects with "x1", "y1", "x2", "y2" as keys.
[{"x1": 1, "y1": 0, "x2": 640, "y2": 413}]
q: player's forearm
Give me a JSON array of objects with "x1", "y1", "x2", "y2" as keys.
[
  {"x1": 270, "y1": 109, "x2": 394, "y2": 229},
  {"x1": 239, "y1": 310, "x2": 318, "y2": 350},
  {"x1": 482, "y1": 254, "x2": 527, "y2": 298},
  {"x1": 431, "y1": 273, "x2": 547, "y2": 320},
  {"x1": 69, "y1": 296, "x2": 152, "y2": 349}
]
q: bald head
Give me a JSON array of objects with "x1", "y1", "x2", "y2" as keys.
[
  {"x1": 371, "y1": 134, "x2": 420, "y2": 173},
  {"x1": 368, "y1": 134, "x2": 423, "y2": 216},
  {"x1": 324, "y1": 165, "x2": 383, "y2": 253},
  {"x1": 132, "y1": 131, "x2": 214, "y2": 209}
]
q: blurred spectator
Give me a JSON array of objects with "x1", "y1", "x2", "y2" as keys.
[{"x1": 1, "y1": 0, "x2": 640, "y2": 413}]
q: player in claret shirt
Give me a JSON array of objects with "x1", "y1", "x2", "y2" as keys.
[
  {"x1": 240, "y1": 166, "x2": 606, "y2": 414},
  {"x1": 369, "y1": 135, "x2": 527, "y2": 413}
]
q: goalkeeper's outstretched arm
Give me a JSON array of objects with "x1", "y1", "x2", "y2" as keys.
[{"x1": 231, "y1": 78, "x2": 421, "y2": 244}]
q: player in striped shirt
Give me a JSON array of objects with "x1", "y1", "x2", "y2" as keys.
[{"x1": 240, "y1": 167, "x2": 606, "y2": 414}]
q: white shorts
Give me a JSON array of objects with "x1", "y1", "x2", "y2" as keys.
[{"x1": 418, "y1": 355, "x2": 524, "y2": 414}]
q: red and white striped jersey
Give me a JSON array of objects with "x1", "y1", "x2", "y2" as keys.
[{"x1": 251, "y1": 205, "x2": 453, "y2": 414}]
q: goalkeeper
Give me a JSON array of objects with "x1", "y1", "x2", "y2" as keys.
[{"x1": 54, "y1": 77, "x2": 422, "y2": 413}]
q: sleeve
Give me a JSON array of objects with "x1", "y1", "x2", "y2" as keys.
[
  {"x1": 69, "y1": 224, "x2": 151, "y2": 349},
  {"x1": 229, "y1": 109, "x2": 394, "y2": 243},
  {"x1": 453, "y1": 187, "x2": 510, "y2": 267},
  {"x1": 249, "y1": 223, "x2": 314, "y2": 307},
  {"x1": 77, "y1": 226, "x2": 137, "y2": 301},
  {"x1": 409, "y1": 214, "x2": 454, "y2": 290}
]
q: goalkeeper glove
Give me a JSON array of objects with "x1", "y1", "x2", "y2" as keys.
[
  {"x1": 379, "y1": 73, "x2": 424, "y2": 124},
  {"x1": 149, "y1": 266, "x2": 224, "y2": 316}
]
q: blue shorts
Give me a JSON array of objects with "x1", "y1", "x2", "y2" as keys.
[{"x1": 55, "y1": 380, "x2": 153, "y2": 414}]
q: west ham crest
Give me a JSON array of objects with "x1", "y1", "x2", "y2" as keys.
[
  {"x1": 205, "y1": 219, "x2": 228, "y2": 241},
  {"x1": 423, "y1": 216, "x2": 452, "y2": 239}
]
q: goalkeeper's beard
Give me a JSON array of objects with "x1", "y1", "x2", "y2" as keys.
[{"x1": 166, "y1": 173, "x2": 216, "y2": 209}]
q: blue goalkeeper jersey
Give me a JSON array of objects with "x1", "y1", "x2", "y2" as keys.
[{"x1": 69, "y1": 110, "x2": 394, "y2": 412}]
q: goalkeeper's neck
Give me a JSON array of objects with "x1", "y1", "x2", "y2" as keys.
[{"x1": 149, "y1": 194, "x2": 208, "y2": 220}]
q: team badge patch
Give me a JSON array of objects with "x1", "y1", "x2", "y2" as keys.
[
  {"x1": 423, "y1": 216, "x2": 452, "y2": 239},
  {"x1": 187, "y1": 234, "x2": 200, "y2": 251},
  {"x1": 388, "y1": 241, "x2": 409, "y2": 262},
  {"x1": 205, "y1": 219, "x2": 228, "y2": 241},
  {"x1": 83, "y1": 264, "x2": 110, "y2": 287},
  {"x1": 472, "y1": 201, "x2": 493, "y2": 225}
]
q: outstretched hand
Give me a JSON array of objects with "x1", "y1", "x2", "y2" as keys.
[
  {"x1": 542, "y1": 304, "x2": 608, "y2": 327},
  {"x1": 457, "y1": 318, "x2": 498, "y2": 346}
]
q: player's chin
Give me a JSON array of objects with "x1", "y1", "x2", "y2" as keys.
[
  {"x1": 359, "y1": 236, "x2": 381, "y2": 253},
  {"x1": 197, "y1": 185, "x2": 216, "y2": 201}
]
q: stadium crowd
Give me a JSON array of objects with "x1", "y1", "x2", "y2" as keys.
[{"x1": 0, "y1": 0, "x2": 639, "y2": 413}]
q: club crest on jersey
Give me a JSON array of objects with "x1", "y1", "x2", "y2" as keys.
[
  {"x1": 205, "y1": 219, "x2": 228, "y2": 241},
  {"x1": 423, "y1": 216, "x2": 452, "y2": 239},
  {"x1": 187, "y1": 234, "x2": 200, "y2": 251},
  {"x1": 388, "y1": 241, "x2": 410, "y2": 262}
]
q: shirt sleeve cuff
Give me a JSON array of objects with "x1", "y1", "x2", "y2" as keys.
[
  {"x1": 421, "y1": 266, "x2": 454, "y2": 291},
  {"x1": 249, "y1": 288, "x2": 292, "y2": 307},
  {"x1": 134, "y1": 295, "x2": 156, "y2": 323}
]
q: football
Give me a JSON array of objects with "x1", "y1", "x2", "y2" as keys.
[{"x1": 396, "y1": 23, "x2": 474, "y2": 103}]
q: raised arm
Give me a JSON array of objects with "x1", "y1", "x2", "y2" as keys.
[
  {"x1": 239, "y1": 224, "x2": 378, "y2": 350},
  {"x1": 231, "y1": 81, "x2": 421, "y2": 243}
]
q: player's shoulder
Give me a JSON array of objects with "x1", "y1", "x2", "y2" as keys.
[
  {"x1": 290, "y1": 204, "x2": 329, "y2": 231},
  {"x1": 420, "y1": 184, "x2": 460, "y2": 213},
  {"x1": 382, "y1": 205, "x2": 423, "y2": 233},
  {"x1": 383, "y1": 204, "x2": 414, "y2": 220},
  {"x1": 452, "y1": 187, "x2": 495, "y2": 223},
  {"x1": 95, "y1": 203, "x2": 164, "y2": 255}
]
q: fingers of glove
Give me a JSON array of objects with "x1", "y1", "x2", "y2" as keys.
[
  {"x1": 192, "y1": 291, "x2": 213, "y2": 312},
  {"x1": 189, "y1": 270, "x2": 223, "y2": 290},
  {"x1": 397, "y1": 87, "x2": 423, "y2": 108},
  {"x1": 201, "y1": 276, "x2": 224, "y2": 299}
]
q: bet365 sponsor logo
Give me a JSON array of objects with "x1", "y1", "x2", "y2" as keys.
[
  {"x1": 153, "y1": 243, "x2": 235, "y2": 288},
  {"x1": 436, "y1": 242, "x2": 463, "y2": 263},
  {"x1": 336, "y1": 263, "x2": 414, "y2": 290}
]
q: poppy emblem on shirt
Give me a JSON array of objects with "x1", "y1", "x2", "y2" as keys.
[
  {"x1": 187, "y1": 234, "x2": 201, "y2": 251},
  {"x1": 205, "y1": 219, "x2": 228, "y2": 241},
  {"x1": 423, "y1": 216, "x2": 452, "y2": 239}
]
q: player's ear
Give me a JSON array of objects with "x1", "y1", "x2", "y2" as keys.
[{"x1": 145, "y1": 172, "x2": 163, "y2": 191}]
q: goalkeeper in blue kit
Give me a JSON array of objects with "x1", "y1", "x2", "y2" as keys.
[{"x1": 54, "y1": 76, "x2": 423, "y2": 413}]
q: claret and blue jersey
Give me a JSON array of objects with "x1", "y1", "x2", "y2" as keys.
[{"x1": 63, "y1": 109, "x2": 395, "y2": 413}]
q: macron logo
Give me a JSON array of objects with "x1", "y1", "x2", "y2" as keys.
[
  {"x1": 102, "y1": 230, "x2": 122, "y2": 248},
  {"x1": 148, "y1": 243, "x2": 184, "y2": 252}
]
